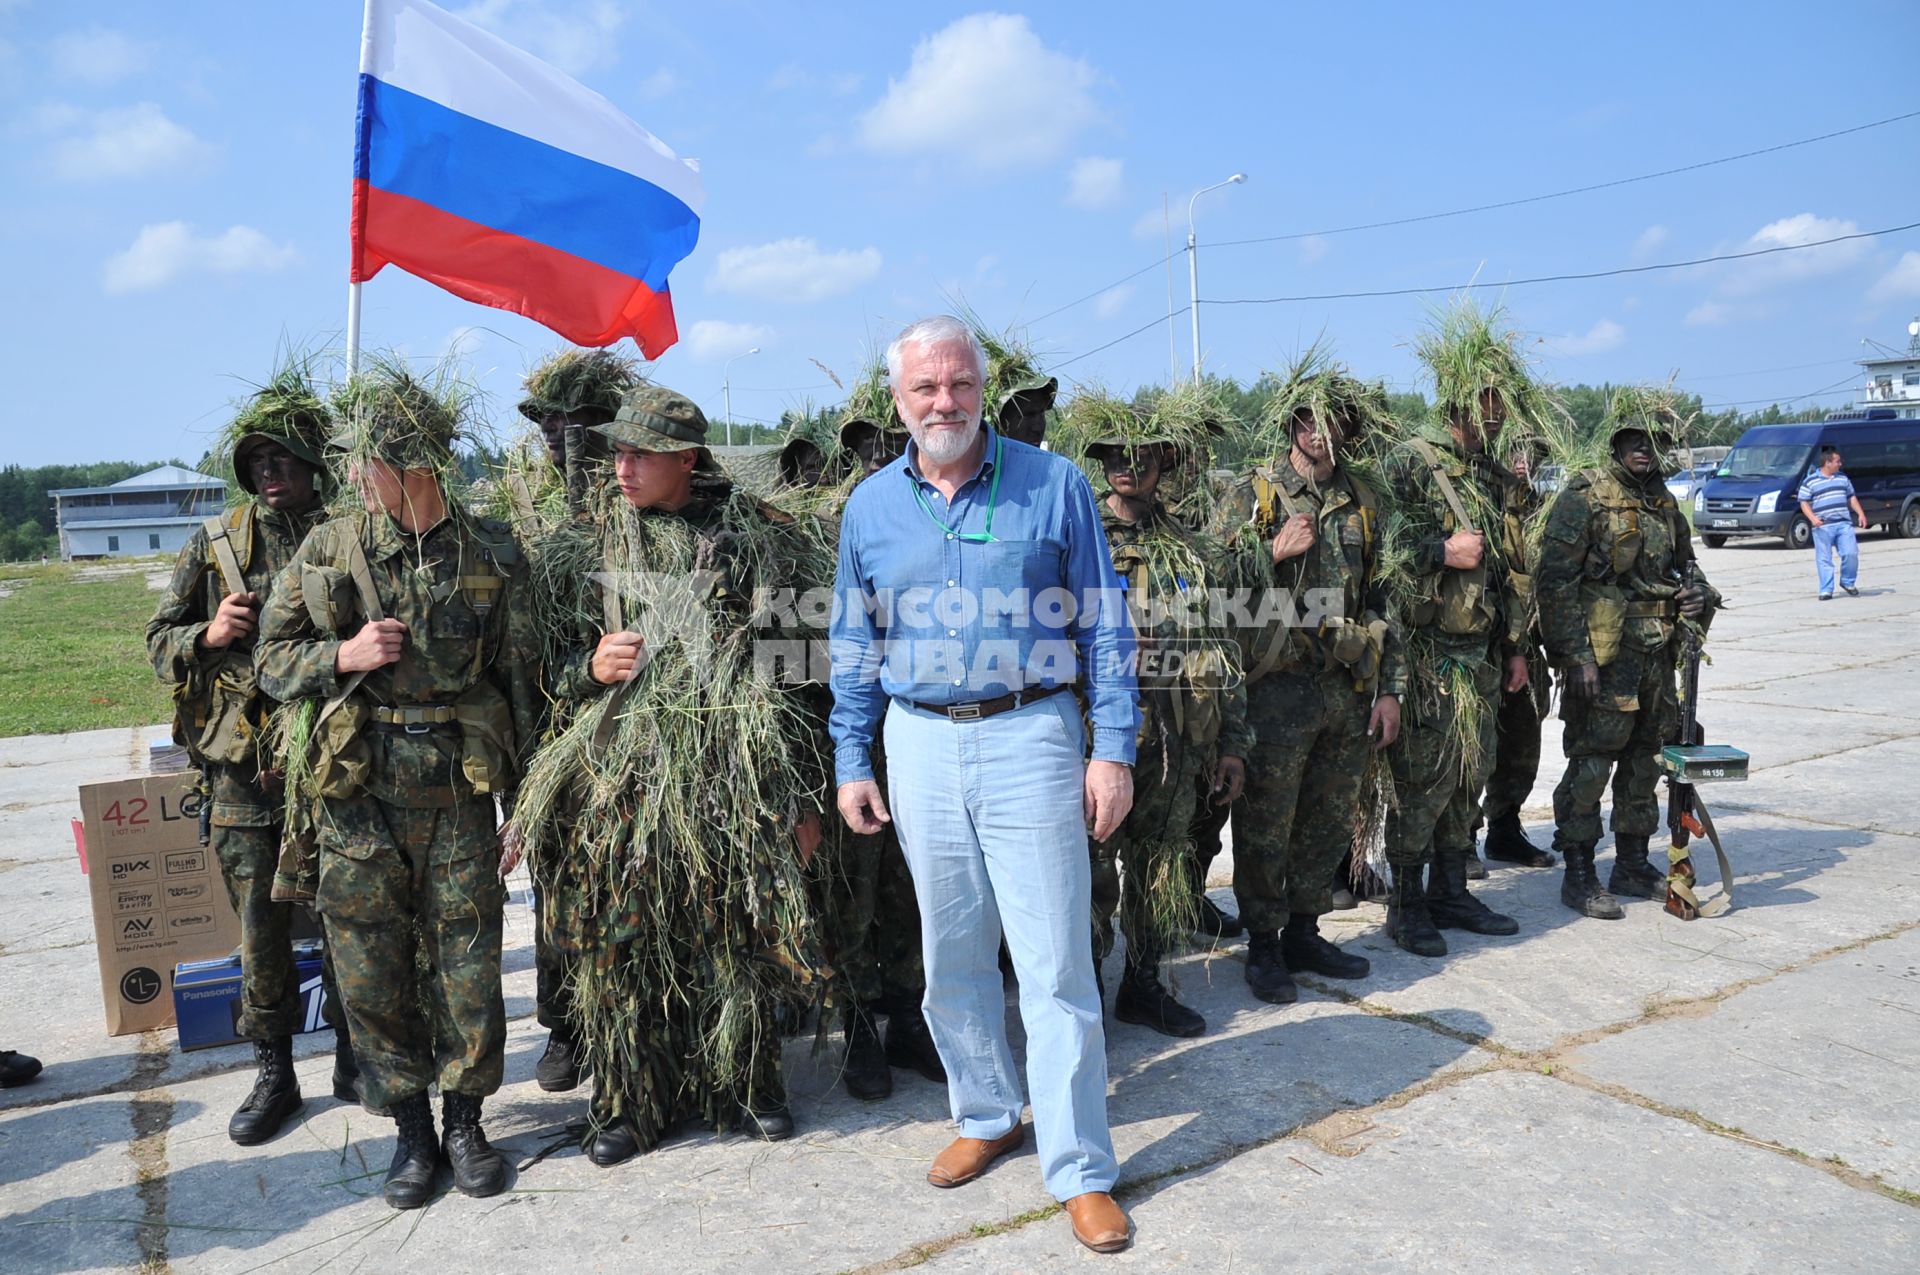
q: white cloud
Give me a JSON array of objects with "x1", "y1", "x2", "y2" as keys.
[
  {"x1": 708, "y1": 237, "x2": 882, "y2": 303},
  {"x1": 1066, "y1": 156, "x2": 1123, "y2": 210},
  {"x1": 1551, "y1": 318, "x2": 1626, "y2": 356},
  {"x1": 766, "y1": 63, "x2": 861, "y2": 96},
  {"x1": 30, "y1": 101, "x2": 215, "y2": 181},
  {"x1": 101, "y1": 222, "x2": 298, "y2": 294},
  {"x1": 637, "y1": 68, "x2": 678, "y2": 100},
  {"x1": 1685, "y1": 300, "x2": 1733, "y2": 328},
  {"x1": 456, "y1": 0, "x2": 623, "y2": 77},
  {"x1": 1094, "y1": 284, "x2": 1134, "y2": 320},
  {"x1": 443, "y1": 325, "x2": 486, "y2": 362},
  {"x1": 1630, "y1": 225, "x2": 1668, "y2": 262},
  {"x1": 858, "y1": 14, "x2": 1100, "y2": 172},
  {"x1": 49, "y1": 25, "x2": 151, "y2": 85},
  {"x1": 683, "y1": 319, "x2": 773, "y2": 361},
  {"x1": 1297, "y1": 234, "x2": 1330, "y2": 266},
  {"x1": 1718, "y1": 213, "x2": 1872, "y2": 296},
  {"x1": 1869, "y1": 251, "x2": 1920, "y2": 304}
]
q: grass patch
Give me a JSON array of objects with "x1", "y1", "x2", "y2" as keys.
[{"x1": 0, "y1": 561, "x2": 173, "y2": 736}]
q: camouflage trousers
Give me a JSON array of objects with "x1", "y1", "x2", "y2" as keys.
[
  {"x1": 1232, "y1": 668, "x2": 1373, "y2": 930},
  {"x1": 1093, "y1": 729, "x2": 1203, "y2": 964},
  {"x1": 1552, "y1": 648, "x2": 1676, "y2": 845},
  {"x1": 211, "y1": 821, "x2": 344, "y2": 1040},
  {"x1": 532, "y1": 884, "x2": 574, "y2": 1034},
  {"x1": 830, "y1": 823, "x2": 927, "y2": 1014},
  {"x1": 1475, "y1": 656, "x2": 1551, "y2": 829},
  {"x1": 1387, "y1": 659, "x2": 1499, "y2": 869},
  {"x1": 315, "y1": 793, "x2": 505, "y2": 1111}
]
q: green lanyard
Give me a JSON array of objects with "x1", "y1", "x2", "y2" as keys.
[{"x1": 911, "y1": 433, "x2": 1002, "y2": 543}]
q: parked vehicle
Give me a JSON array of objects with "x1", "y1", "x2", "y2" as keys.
[
  {"x1": 1665, "y1": 463, "x2": 1715, "y2": 504},
  {"x1": 1531, "y1": 464, "x2": 1564, "y2": 498},
  {"x1": 1693, "y1": 410, "x2": 1920, "y2": 548}
]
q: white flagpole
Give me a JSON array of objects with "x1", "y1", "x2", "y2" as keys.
[{"x1": 347, "y1": 281, "x2": 362, "y2": 378}]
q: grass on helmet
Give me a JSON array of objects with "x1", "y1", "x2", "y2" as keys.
[
  {"x1": 519, "y1": 346, "x2": 645, "y2": 420},
  {"x1": 213, "y1": 348, "x2": 335, "y2": 502}
]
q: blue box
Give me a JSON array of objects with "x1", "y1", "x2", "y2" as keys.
[{"x1": 172, "y1": 939, "x2": 331, "y2": 1051}]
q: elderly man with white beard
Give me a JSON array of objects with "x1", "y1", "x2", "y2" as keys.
[{"x1": 828, "y1": 315, "x2": 1141, "y2": 1253}]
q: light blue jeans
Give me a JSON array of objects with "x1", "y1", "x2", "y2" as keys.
[
  {"x1": 883, "y1": 695, "x2": 1117, "y2": 1201},
  {"x1": 1813, "y1": 521, "x2": 1859, "y2": 595}
]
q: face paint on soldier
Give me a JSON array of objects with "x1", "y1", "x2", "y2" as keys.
[
  {"x1": 538, "y1": 411, "x2": 570, "y2": 469},
  {"x1": 613, "y1": 443, "x2": 698, "y2": 511},
  {"x1": 1100, "y1": 445, "x2": 1165, "y2": 523},
  {"x1": 1289, "y1": 412, "x2": 1338, "y2": 480},
  {"x1": 245, "y1": 443, "x2": 318, "y2": 513},
  {"x1": 1001, "y1": 402, "x2": 1047, "y2": 448},
  {"x1": 851, "y1": 428, "x2": 905, "y2": 479},
  {"x1": 1614, "y1": 429, "x2": 1656, "y2": 478}
]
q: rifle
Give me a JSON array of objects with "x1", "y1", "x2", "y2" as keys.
[
  {"x1": 1660, "y1": 562, "x2": 1745, "y2": 919},
  {"x1": 197, "y1": 765, "x2": 213, "y2": 849}
]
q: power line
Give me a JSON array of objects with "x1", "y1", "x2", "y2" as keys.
[
  {"x1": 1702, "y1": 373, "x2": 1862, "y2": 412},
  {"x1": 1212, "y1": 108, "x2": 1920, "y2": 249},
  {"x1": 1055, "y1": 305, "x2": 1190, "y2": 371},
  {"x1": 1028, "y1": 252, "x2": 1178, "y2": 326},
  {"x1": 1204, "y1": 220, "x2": 1920, "y2": 306}
]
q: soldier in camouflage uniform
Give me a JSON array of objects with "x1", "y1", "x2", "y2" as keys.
[
  {"x1": 1537, "y1": 401, "x2": 1717, "y2": 918},
  {"x1": 996, "y1": 370, "x2": 1057, "y2": 448},
  {"x1": 147, "y1": 367, "x2": 353, "y2": 1146},
  {"x1": 256, "y1": 365, "x2": 543, "y2": 1209},
  {"x1": 1073, "y1": 401, "x2": 1250, "y2": 1036},
  {"x1": 1212, "y1": 360, "x2": 1405, "y2": 1001}
]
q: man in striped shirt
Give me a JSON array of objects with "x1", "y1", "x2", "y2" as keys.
[{"x1": 1797, "y1": 447, "x2": 1868, "y2": 599}]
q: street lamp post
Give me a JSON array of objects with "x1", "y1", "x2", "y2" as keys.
[
  {"x1": 722, "y1": 346, "x2": 760, "y2": 447},
  {"x1": 1186, "y1": 172, "x2": 1246, "y2": 385}
]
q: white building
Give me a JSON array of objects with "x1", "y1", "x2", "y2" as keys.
[
  {"x1": 1860, "y1": 319, "x2": 1920, "y2": 406},
  {"x1": 51, "y1": 465, "x2": 226, "y2": 561}
]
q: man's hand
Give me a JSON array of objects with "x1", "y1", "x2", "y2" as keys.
[
  {"x1": 1085, "y1": 760, "x2": 1134, "y2": 842},
  {"x1": 1504, "y1": 654, "x2": 1531, "y2": 693},
  {"x1": 497, "y1": 821, "x2": 524, "y2": 877},
  {"x1": 335, "y1": 617, "x2": 407, "y2": 673},
  {"x1": 591, "y1": 630, "x2": 646, "y2": 684},
  {"x1": 1677, "y1": 584, "x2": 1709, "y2": 619},
  {"x1": 1442, "y1": 529, "x2": 1485, "y2": 570},
  {"x1": 200, "y1": 591, "x2": 259, "y2": 650},
  {"x1": 1368, "y1": 694, "x2": 1402, "y2": 750},
  {"x1": 1857, "y1": 511, "x2": 1869, "y2": 530},
  {"x1": 1270, "y1": 513, "x2": 1315, "y2": 563},
  {"x1": 1210, "y1": 754, "x2": 1246, "y2": 806},
  {"x1": 1808, "y1": 515, "x2": 1824, "y2": 527},
  {"x1": 836, "y1": 780, "x2": 891, "y2": 835},
  {"x1": 796, "y1": 810, "x2": 822, "y2": 867},
  {"x1": 1567, "y1": 662, "x2": 1601, "y2": 700}
]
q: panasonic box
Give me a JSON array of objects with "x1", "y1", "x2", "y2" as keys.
[
  {"x1": 174, "y1": 940, "x2": 330, "y2": 1051},
  {"x1": 79, "y1": 773, "x2": 243, "y2": 1036}
]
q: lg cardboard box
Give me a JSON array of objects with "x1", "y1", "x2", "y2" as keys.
[{"x1": 80, "y1": 773, "x2": 242, "y2": 1036}]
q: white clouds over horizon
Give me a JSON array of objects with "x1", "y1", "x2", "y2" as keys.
[
  {"x1": 49, "y1": 25, "x2": 151, "y2": 85},
  {"x1": 1551, "y1": 318, "x2": 1626, "y2": 356},
  {"x1": 1066, "y1": 156, "x2": 1123, "y2": 210},
  {"x1": 101, "y1": 222, "x2": 297, "y2": 294},
  {"x1": 1685, "y1": 212, "x2": 1874, "y2": 326},
  {"x1": 28, "y1": 101, "x2": 216, "y2": 182},
  {"x1": 684, "y1": 319, "x2": 773, "y2": 361},
  {"x1": 1094, "y1": 284, "x2": 1134, "y2": 319},
  {"x1": 858, "y1": 14, "x2": 1101, "y2": 172},
  {"x1": 1869, "y1": 252, "x2": 1920, "y2": 305},
  {"x1": 709, "y1": 237, "x2": 882, "y2": 303},
  {"x1": 1631, "y1": 225, "x2": 1669, "y2": 262}
]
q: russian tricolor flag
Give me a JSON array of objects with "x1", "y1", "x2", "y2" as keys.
[{"x1": 352, "y1": 0, "x2": 704, "y2": 357}]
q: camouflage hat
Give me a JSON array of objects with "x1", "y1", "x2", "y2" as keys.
[
  {"x1": 327, "y1": 372, "x2": 460, "y2": 470},
  {"x1": 517, "y1": 347, "x2": 641, "y2": 423},
  {"x1": 1603, "y1": 385, "x2": 1686, "y2": 452},
  {"x1": 996, "y1": 371, "x2": 1058, "y2": 431},
  {"x1": 593, "y1": 384, "x2": 720, "y2": 469},
  {"x1": 837, "y1": 412, "x2": 906, "y2": 451},
  {"x1": 228, "y1": 369, "x2": 333, "y2": 496}
]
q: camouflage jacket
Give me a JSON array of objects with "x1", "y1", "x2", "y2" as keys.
[
  {"x1": 1383, "y1": 432, "x2": 1530, "y2": 668},
  {"x1": 1211, "y1": 459, "x2": 1407, "y2": 699},
  {"x1": 1101, "y1": 501, "x2": 1253, "y2": 762},
  {"x1": 1537, "y1": 462, "x2": 1720, "y2": 670},
  {"x1": 254, "y1": 508, "x2": 543, "y2": 811},
  {"x1": 146, "y1": 501, "x2": 327, "y2": 826}
]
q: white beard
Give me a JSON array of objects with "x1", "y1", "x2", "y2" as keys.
[{"x1": 908, "y1": 415, "x2": 979, "y2": 466}]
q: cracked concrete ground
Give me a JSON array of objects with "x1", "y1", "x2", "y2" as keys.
[{"x1": 3, "y1": 537, "x2": 1918, "y2": 1273}]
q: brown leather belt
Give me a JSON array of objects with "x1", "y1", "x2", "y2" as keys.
[{"x1": 906, "y1": 683, "x2": 1072, "y2": 723}]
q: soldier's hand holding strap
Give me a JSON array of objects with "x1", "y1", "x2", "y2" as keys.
[
  {"x1": 201, "y1": 591, "x2": 260, "y2": 650},
  {"x1": 1210, "y1": 754, "x2": 1246, "y2": 805},
  {"x1": 1567, "y1": 662, "x2": 1601, "y2": 700},
  {"x1": 1368, "y1": 694, "x2": 1401, "y2": 750},
  {"x1": 1442, "y1": 529, "x2": 1484, "y2": 570},
  {"x1": 1676, "y1": 585, "x2": 1708, "y2": 619},
  {"x1": 1270, "y1": 513, "x2": 1315, "y2": 563},
  {"x1": 336, "y1": 617, "x2": 407, "y2": 672},
  {"x1": 590, "y1": 630, "x2": 646, "y2": 684}
]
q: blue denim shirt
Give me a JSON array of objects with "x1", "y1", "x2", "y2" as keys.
[{"x1": 829, "y1": 427, "x2": 1139, "y2": 785}]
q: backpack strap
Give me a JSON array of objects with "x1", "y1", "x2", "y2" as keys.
[
  {"x1": 203, "y1": 511, "x2": 249, "y2": 597},
  {"x1": 316, "y1": 530, "x2": 387, "y2": 728},
  {"x1": 1408, "y1": 437, "x2": 1476, "y2": 533}
]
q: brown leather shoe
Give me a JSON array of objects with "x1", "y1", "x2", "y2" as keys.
[
  {"x1": 1064, "y1": 1191, "x2": 1131, "y2": 1253},
  {"x1": 926, "y1": 1125, "x2": 1024, "y2": 1188}
]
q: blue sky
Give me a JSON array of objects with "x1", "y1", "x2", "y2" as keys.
[{"x1": 3, "y1": 0, "x2": 1918, "y2": 467}]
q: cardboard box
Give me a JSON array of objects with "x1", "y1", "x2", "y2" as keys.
[
  {"x1": 80, "y1": 773, "x2": 243, "y2": 1036},
  {"x1": 173, "y1": 940, "x2": 331, "y2": 1051}
]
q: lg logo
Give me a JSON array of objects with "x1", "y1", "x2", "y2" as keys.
[{"x1": 121, "y1": 967, "x2": 163, "y2": 1004}]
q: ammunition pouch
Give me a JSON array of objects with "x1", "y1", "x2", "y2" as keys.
[
  {"x1": 1418, "y1": 559, "x2": 1493, "y2": 637},
  {"x1": 1324, "y1": 614, "x2": 1390, "y2": 693},
  {"x1": 301, "y1": 563, "x2": 355, "y2": 633},
  {"x1": 1582, "y1": 584, "x2": 1627, "y2": 668},
  {"x1": 269, "y1": 814, "x2": 319, "y2": 904},
  {"x1": 312, "y1": 698, "x2": 372, "y2": 798},
  {"x1": 453, "y1": 682, "x2": 518, "y2": 795},
  {"x1": 1607, "y1": 507, "x2": 1643, "y2": 576},
  {"x1": 1506, "y1": 568, "x2": 1536, "y2": 646},
  {"x1": 1174, "y1": 642, "x2": 1237, "y2": 747}
]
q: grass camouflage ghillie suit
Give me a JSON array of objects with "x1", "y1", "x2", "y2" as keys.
[
  {"x1": 507, "y1": 347, "x2": 644, "y2": 1098},
  {"x1": 508, "y1": 385, "x2": 834, "y2": 1166},
  {"x1": 1537, "y1": 386, "x2": 1719, "y2": 919},
  {"x1": 1208, "y1": 349, "x2": 1406, "y2": 1001},
  {"x1": 1378, "y1": 303, "x2": 1546, "y2": 958},
  {"x1": 146, "y1": 358, "x2": 355, "y2": 1146},
  {"x1": 255, "y1": 359, "x2": 544, "y2": 1209},
  {"x1": 970, "y1": 318, "x2": 1057, "y2": 448},
  {"x1": 1061, "y1": 389, "x2": 1250, "y2": 1038}
]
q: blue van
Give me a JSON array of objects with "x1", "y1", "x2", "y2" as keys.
[{"x1": 1693, "y1": 409, "x2": 1920, "y2": 548}]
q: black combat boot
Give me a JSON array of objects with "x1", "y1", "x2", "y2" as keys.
[
  {"x1": 841, "y1": 1003, "x2": 892, "y2": 1101},
  {"x1": 1281, "y1": 913, "x2": 1370, "y2": 980},
  {"x1": 1561, "y1": 843, "x2": 1625, "y2": 919},
  {"x1": 885, "y1": 1010, "x2": 947, "y2": 1084},
  {"x1": 1114, "y1": 952, "x2": 1205, "y2": 1037},
  {"x1": 0, "y1": 1049, "x2": 43, "y2": 1087},
  {"x1": 1386, "y1": 867, "x2": 1447, "y2": 957},
  {"x1": 1426, "y1": 851, "x2": 1521, "y2": 935},
  {"x1": 1195, "y1": 895, "x2": 1244, "y2": 940},
  {"x1": 1243, "y1": 930, "x2": 1299, "y2": 1004},
  {"x1": 1484, "y1": 812, "x2": 1555, "y2": 867},
  {"x1": 737, "y1": 1081, "x2": 795, "y2": 1142},
  {"x1": 382, "y1": 1092, "x2": 440, "y2": 1210},
  {"x1": 1608, "y1": 834, "x2": 1666, "y2": 900},
  {"x1": 1462, "y1": 840, "x2": 1490, "y2": 880},
  {"x1": 331, "y1": 1025, "x2": 362, "y2": 1103},
  {"x1": 228, "y1": 1036, "x2": 303, "y2": 1146},
  {"x1": 441, "y1": 1092, "x2": 509, "y2": 1198},
  {"x1": 586, "y1": 1080, "x2": 643, "y2": 1167},
  {"x1": 534, "y1": 1027, "x2": 583, "y2": 1093}
]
